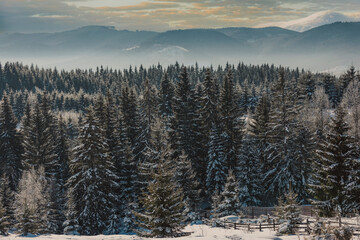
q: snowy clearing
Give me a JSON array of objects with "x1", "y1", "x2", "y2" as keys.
[{"x1": 4, "y1": 224, "x2": 321, "y2": 240}]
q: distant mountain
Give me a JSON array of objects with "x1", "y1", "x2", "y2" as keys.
[
  {"x1": 0, "y1": 22, "x2": 360, "y2": 72},
  {"x1": 259, "y1": 11, "x2": 356, "y2": 32},
  {"x1": 0, "y1": 25, "x2": 157, "y2": 54},
  {"x1": 273, "y1": 22, "x2": 360, "y2": 53}
]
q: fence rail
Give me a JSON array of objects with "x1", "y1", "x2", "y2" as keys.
[{"x1": 203, "y1": 218, "x2": 360, "y2": 236}]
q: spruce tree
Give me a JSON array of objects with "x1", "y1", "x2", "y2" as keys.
[
  {"x1": 0, "y1": 94, "x2": 22, "y2": 191},
  {"x1": 175, "y1": 150, "x2": 200, "y2": 216},
  {"x1": 170, "y1": 67, "x2": 205, "y2": 187},
  {"x1": 158, "y1": 72, "x2": 174, "y2": 119},
  {"x1": 237, "y1": 135, "x2": 263, "y2": 207},
  {"x1": 134, "y1": 151, "x2": 185, "y2": 238},
  {"x1": 218, "y1": 169, "x2": 241, "y2": 217},
  {"x1": 206, "y1": 123, "x2": 227, "y2": 195},
  {"x1": 309, "y1": 106, "x2": 355, "y2": 215},
  {"x1": 219, "y1": 70, "x2": 243, "y2": 170},
  {"x1": 277, "y1": 189, "x2": 301, "y2": 234},
  {"x1": 264, "y1": 69, "x2": 311, "y2": 204},
  {"x1": 0, "y1": 175, "x2": 11, "y2": 235},
  {"x1": 66, "y1": 108, "x2": 118, "y2": 235}
]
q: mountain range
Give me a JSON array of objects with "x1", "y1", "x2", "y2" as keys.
[{"x1": 0, "y1": 15, "x2": 359, "y2": 72}]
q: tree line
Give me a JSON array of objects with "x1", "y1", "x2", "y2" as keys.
[{"x1": 0, "y1": 62, "x2": 359, "y2": 236}]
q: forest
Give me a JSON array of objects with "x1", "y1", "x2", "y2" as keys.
[{"x1": 0, "y1": 61, "x2": 359, "y2": 237}]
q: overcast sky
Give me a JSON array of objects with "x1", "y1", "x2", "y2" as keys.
[{"x1": 1, "y1": 0, "x2": 360, "y2": 33}]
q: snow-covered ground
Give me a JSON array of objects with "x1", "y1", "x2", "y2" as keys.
[{"x1": 4, "y1": 225, "x2": 313, "y2": 240}]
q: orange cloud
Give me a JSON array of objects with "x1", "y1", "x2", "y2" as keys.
[{"x1": 96, "y1": 1, "x2": 178, "y2": 11}]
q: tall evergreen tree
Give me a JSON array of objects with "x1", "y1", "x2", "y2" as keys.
[
  {"x1": 237, "y1": 135, "x2": 263, "y2": 207},
  {"x1": 175, "y1": 150, "x2": 200, "y2": 216},
  {"x1": 158, "y1": 72, "x2": 174, "y2": 119},
  {"x1": 134, "y1": 151, "x2": 185, "y2": 238},
  {"x1": 309, "y1": 106, "x2": 355, "y2": 215},
  {"x1": 264, "y1": 70, "x2": 310, "y2": 204},
  {"x1": 66, "y1": 108, "x2": 118, "y2": 235},
  {"x1": 170, "y1": 67, "x2": 205, "y2": 186},
  {"x1": 0, "y1": 94, "x2": 22, "y2": 191},
  {"x1": 0, "y1": 174, "x2": 11, "y2": 235},
  {"x1": 206, "y1": 123, "x2": 227, "y2": 195},
  {"x1": 219, "y1": 70, "x2": 243, "y2": 170}
]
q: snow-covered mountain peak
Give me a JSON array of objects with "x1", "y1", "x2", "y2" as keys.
[{"x1": 259, "y1": 11, "x2": 357, "y2": 32}]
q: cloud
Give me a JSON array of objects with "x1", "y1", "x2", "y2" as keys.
[{"x1": 1, "y1": 0, "x2": 360, "y2": 33}]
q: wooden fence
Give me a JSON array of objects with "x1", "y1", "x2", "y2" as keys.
[
  {"x1": 200, "y1": 205, "x2": 314, "y2": 219},
  {"x1": 203, "y1": 218, "x2": 360, "y2": 236}
]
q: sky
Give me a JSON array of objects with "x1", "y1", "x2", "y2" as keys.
[{"x1": 1, "y1": 0, "x2": 360, "y2": 33}]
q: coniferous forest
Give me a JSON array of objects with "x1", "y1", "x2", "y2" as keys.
[{"x1": 0, "y1": 61, "x2": 360, "y2": 236}]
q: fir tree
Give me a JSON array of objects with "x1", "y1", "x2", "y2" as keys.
[
  {"x1": 134, "y1": 151, "x2": 185, "y2": 238},
  {"x1": 218, "y1": 169, "x2": 241, "y2": 217},
  {"x1": 66, "y1": 108, "x2": 118, "y2": 235},
  {"x1": 0, "y1": 175, "x2": 11, "y2": 235},
  {"x1": 237, "y1": 135, "x2": 263, "y2": 207},
  {"x1": 175, "y1": 150, "x2": 200, "y2": 216},
  {"x1": 170, "y1": 67, "x2": 205, "y2": 187},
  {"x1": 0, "y1": 94, "x2": 22, "y2": 191},
  {"x1": 206, "y1": 123, "x2": 227, "y2": 195},
  {"x1": 219, "y1": 70, "x2": 243, "y2": 170},
  {"x1": 309, "y1": 106, "x2": 355, "y2": 215},
  {"x1": 22, "y1": 94, "x2": 57, "y2": 178},
  {"x1": 158, "y1": 72, "x2": 174, "y2": 119},
  {"x1": 264, "y1": 69, "x2": 310, "y2": 204},
  {"x1": 277, "y1": 189, "x2": 301, "y2": 234}
]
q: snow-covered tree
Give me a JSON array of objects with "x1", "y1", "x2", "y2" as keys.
[
  {"x1": 219, "y1": 70, "x2": 243, "y2": 170},
  {"x1": 0, "y1": 174, "x2": 11, "y2": 235},
  {"x1": 277, "y1": 189, "x2": 301, "y2": 234},
  {"x1": 14, "y1": 167, "x2": 48, "y2": 236},
  {"x1": 237, "y1": 135, "x2": 263, "y2": 207},
  {"x1": 175, "y1": 150, "x2": 200, "y2": 216},
  {"x1": 134, "y1": 151, "x2": 185, "y2": 238},
  {"x1": 66, "y1": 108, "x2": 118, "y2": 235},
  {"x1": 309, "y1": 105, "x2": 356, "y2": 215},
  {"x1": 264, "y1": 69, "x2": 311, "y2": 204},
  {"x1": 218, "y1": 169, "x2": 241, "y2": 217},
  {"x1": 206, "y1": 123, "x2": 227, "y2": 195},
  {"x1": 0, "y1": 94, "x2": 22, "y2": 191}
]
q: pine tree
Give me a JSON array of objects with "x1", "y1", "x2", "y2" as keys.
[
  {"x1": 218, "y1": 169, "x2": 241, "y2": 217},
  {"x1": 309, "y1": 106, "x2": 355, "y2": 215},
  {"x1": 264, "y1": 69, "x2": 311, "y2": 204},
  {"x1": 175, "y1": 150, "x2": 200, "y2": 216},
  {"x1": 277, "y1": 189, "x2": 301, "y2": 234},
  {"x1": 158, "y1": 72, "x2": 174, "y2": 119},
  {"x1": 170, "y1": 67, "x2": 205, "y2": 187},
  {"x1": 237, "y1": 135, "x2": 263, "y2": 207},
  {"x1": 22, "y1": 93, "x2": 57, "y2": 178},
  {"x1": 206, "y1": 123, "x2": 227, "y2": 195},
  {"x1": 0, "y1": 175, "x2": 11, "y2": 235},
  {"x1": 134, "y1": 151, "x2": 185, "y2": 238},
  {"x1": 66, "y1": 108, "x2": 118, "y2": 235},
  {"x1": 219, "y1": 70, "x2": 243, "y2": 170},
  {"x1": 0, "y1": 94, "x2": 22, "y2": 191}
]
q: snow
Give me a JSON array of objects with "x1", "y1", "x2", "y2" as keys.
[
  {"x1": 4, "y1": 224, "x2": 310, "y2": 240},
  {"x1": 258, "y1": 11, "x2": 357, "y2": 32}
]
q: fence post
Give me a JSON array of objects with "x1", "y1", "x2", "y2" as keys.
[
  {"x1": 260, "y1": 222, "x2": 262, "y2": 232},
  {"x1": 252, "y1": 207, "x2": 254, "y2": 219},
  {"x1": 339, "y1": 215, "x2": 342, "y2": 227},
  {"x1": 248, "y1": 223, "x2": 250, "y2": 231},
  {"x1": 306, "y1": 218, "x2": 310, "y2": 234},
  {"x1": 273, "y1": 221, "x2": 276, "y2": 231},
  {"x1": 234, "y1": 223, "x2": 236, "y2": 230}
]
